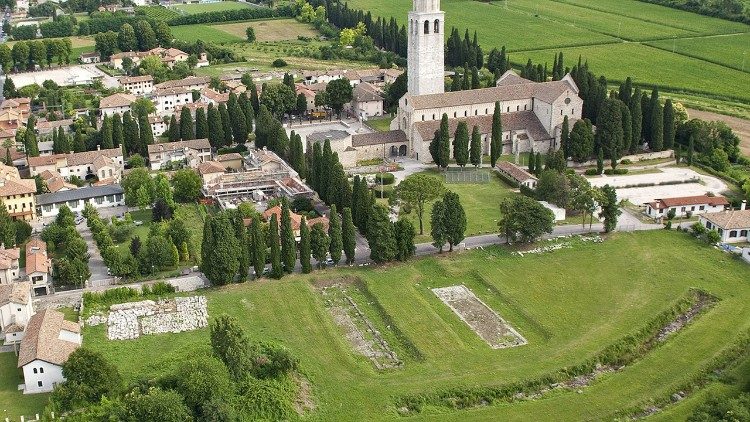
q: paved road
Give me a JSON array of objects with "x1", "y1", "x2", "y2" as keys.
[{"x1": 78, "y1": 223, "x2": 111, "y2": 286}]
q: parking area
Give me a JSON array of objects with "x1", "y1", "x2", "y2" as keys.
[
  {"x1": 9, "y1": 64, "x2": 119, "y2": 88},
  {"x1": 588, "y1": 167, "x2": 729, "y2": 204}
]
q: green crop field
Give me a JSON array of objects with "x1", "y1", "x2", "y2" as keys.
[
  {"x1": 171, "y1": 0, "x2": 252, "y2": 14},
  {"x1": 135, "y1": 5, "x2": 180, "y2": 21},
  {"x1": 64, "y1": 230, "x2": 750, "y2": 420},
  {"x1": 647, "y1": 32, "x2": 750, "y2": 73},
  {"x1": 169, "y1": 23, "x2": 244, "y2": 43}
]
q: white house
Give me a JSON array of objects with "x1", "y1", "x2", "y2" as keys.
[
  {"x1": 0, "y1": 282, "x2": 33, "y2": 345},
  {"x1": 25, "y1": 239, "x2": 51, "y2": 296},
  {"x1": 646, "y1": 195, "x2": 729, "y2": 219},
  {"x1": 0, "y1": 246, "x2": 21, "y2": 284},
  {"x1": 154, "y1": 87, "x2": 193, "y2": 115},
  {"x1": 495, "y1": 161, "x2": 537, "y2": 189},
  {"x1": 350, "y1": 82, "x2": 384, "y2": 120},
  {"x1": 118, "y1": 75, "x2": 154, "y2": 95},
  {"x1": 99, "y1": 93, "x2": 136, "y2": 117},
  {"x1": 699, "y1": 202, "x2": 750, "y2": 244},
  {"x1": 147, "y1": 139, "x2": 213, "y2": 170},
  {"x1": 79, "y1": 52, "x2": 101, "y2": 64},
  {"x1": 18, "y1": 309, "x2": 81, "y2": 394},
  {"x1": 28, "y1": 147, "x2": 125, "y2": 182},
  {"x1": 35, "y1": 185, "x2": 125, "y2": 218}
]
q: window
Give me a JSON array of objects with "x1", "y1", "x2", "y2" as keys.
[
  {"x1": 700, "y1": 205, "x2": 705, "y2": 210},
  {"x1": 33, "y1": 368, "x2": 37, "y2": 374},
  {"x1": 464, "y1": 111, "x2": 467, "y2": 117},
  {"x1": 741, "y1": 230, "x2": 748, "y2": 237},
  {"x1": 95, "y1": 196, "x2": 104, "y2": 205},
  {"x1": 524, "y1": 104, "x2": 527, "y2": 111},
  {"x1": 421, "y1": 115, "x2": 424, "y2": 121},
  {"x1": 434, "y1": 19, "x2": 439, "y2": 33},
  {"x1": 681, "y1": 207, "x2": 686, "y2": 212},
  {"x1": 730, "y1": 230, "x2": 738, "y2": 238},
  {"x1": 474, "y1": 110, "x2": 477, "y2": 115},
  {"x1": 561, "y1": 110, "x2": 563, "y2": 115},
  {"x1": 68, "y1": 200, "x2": 79, "y2": 208},
  {"x1": 453, "y1": 112, "x2": 457, "y2": 117},
  {"x1": 432, "y1": 114, "x2": 435, "y2": 119},
  {"x1": 38, "y1": 381, "x2": 43, "y2": 387},
  {"x1": 39, "y1": 367, "x2": 43, "y2": 374},
  {"x1": 424, "y1": 20, "x2": 429, "y2": 34},
  {"x1": 516, "y1": 105, "x2": 520, "y2": 111}
]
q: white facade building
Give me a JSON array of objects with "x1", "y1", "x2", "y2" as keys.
[
  {"x1": 119, "y1": 75, "x2": 154, "y2": 95},
  {"x1": 699, "y1": 204, "x2": 750, "y2": 244},
  {"x1": 154, "y1": 87, "x2": 193, "y2": 115},
  {"x1": 147, "y1": 139, "x2": 213, "y2": 170},
  {"x1": 18, "y1": 309, "x2": 81, "y2": 394},
  {"x1": 26, "y1": 239, "x2": 51, "y2": 296},
  {"x1": 646, "y1": 195, "x2": 729, "y2": 219},
  {"x1": 407, "y1": 0, "x2": 445, "y2": 96},
  {"x1": 35, "y1": 185, "x2": 125, "y2": 218},
  {"x1": 28, "y1": 147, "x2": 125, "y2": 182},
  {"x1": 99, "y1": 93, "x2": 136, "y2": 117},
  {"x1": 0, "y1": 282, "x2": 33, "y2": 345}
]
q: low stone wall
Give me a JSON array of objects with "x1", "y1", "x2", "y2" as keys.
[{"x1": 568, "y1": 150, "x2": 673, "y2": 168}]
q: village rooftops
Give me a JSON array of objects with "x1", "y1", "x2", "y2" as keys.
[
  {"x1": 17, "y1": 309, "x2": 81, "y2": 368},
  {"x1": 79, "y1": 52, "x2": 100, "y2": 59},
  {"x1": 0, "y1": 178, "x2": 36, "y2": 197},
  {"x1": 27, "y1": 147, "x2": 123, "y2": 168},
  {"x1": 351, "y1": 130, "x2": 408, "y2": 147},
  {"x1": 154, "y1": 86, "x2": 193, "y2": 96},
  {"x1": 0, "y1": 281, "x2": 30, "y2": 307},
  {"x1": 216, "y1": 153, "x2": 243, "y2": 162},
  {"x1": 406, "y1": 73, "x2": 579, "y2": 110},
  {"x1": 701, "y1": 209, "x2": 750, "y2": 230},
  {"x1": 201, "y1": 87, "x2": 230, "y2": 103},
  {"x1": 36, "y1": 119, "x2": 74, "y2": 132},
  {"x1": 198, "y1": 161, "x2": 226, "y2": 175},
  {"x1": 25, "y1": 239, "x2": 48, "y2": 275},
  {"x1": 0, "y1": 246, "x2": 20, "y2": 270},
  {"x1": 352, "y1": 82, "x2": 384, "y2": 102},
  {"x1": 147, "y1": 139, "x2": 211, "y2": 155},
  {"x1": 647, "y1": 195, "x2": 729, "y2": 210},
  {"x1": 154, "y1": 76, "x2": 210, "y2": 89},
  {"x1": 99, "y1": 92, "x2": 137, "y2": 109}
]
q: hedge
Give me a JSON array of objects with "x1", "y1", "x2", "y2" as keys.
[
  {"x1": 167, "y1": 7, "x2": 287, "y2": 26},
  {"x1": 375, "y1": 172, "x2": 395, "y2": 185}
]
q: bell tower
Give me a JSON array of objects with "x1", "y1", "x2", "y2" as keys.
[{"x1": 407, "y1": 0, "x2": 445, "y2": 96}]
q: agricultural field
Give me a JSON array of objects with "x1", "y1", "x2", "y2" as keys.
[
  {"x1": 169, "y1": 23, "x2": 244, "y2": 44},
  {"x1": 74, "y1": 230, "x2": 750, "y2": 420},
  {"x1": 218, "y1": 18, "x2": 320, "y2": 42},
  {"x1": 135, "y1": 5, "x2": 180, "y2": 21},
  {"x1": 646, "y1": 32, "x2": 750, "y2": 73},
  {"x1": 171, "y1": 0, "x2": 252, "y2": 14}
]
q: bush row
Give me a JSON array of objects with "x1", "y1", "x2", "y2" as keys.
[{"x1": 167, "y1": 7, "x2": 287, "y2": 26}]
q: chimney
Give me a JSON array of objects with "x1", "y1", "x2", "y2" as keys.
[{"x1": 742, "y1": 200, "x2": 747, "y2": 211}]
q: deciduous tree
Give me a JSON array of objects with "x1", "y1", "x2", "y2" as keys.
[{"x1": 395, "y1": 173, "x2": 445, "y2": 235}]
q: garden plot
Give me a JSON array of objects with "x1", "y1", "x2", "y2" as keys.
[
  {"x1": 86, "y1": 296, "x2": 208, "y2": 340},
  {"x1": 319, "y1": 280, "x2": 401, "y2": 369},
  {"x1": 432, "y1": 285, "x2": 526, "y2": 349}
]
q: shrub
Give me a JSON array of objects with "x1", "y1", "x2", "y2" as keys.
[
  {"x1": 584, "y1": 168, "x2": 599, "y2": 176},
  {"x1": 691, "y1": 221, "x2": 707, "y2": 236},
  {"x1": 603, "y1": 168, "x2": 629, "y2": 175},
  {"x1": 374, "y1": 172, "x2": 395, "y2": 185},
  {"x1": 272, "y1": 58, "x2": 287, "y2": 68},
  {"x1": 373, "y1": 185, "x2": 394, "y2": 198},
  {"x1": 620, "y1": 159, "x2": 633, "y2": 165}
]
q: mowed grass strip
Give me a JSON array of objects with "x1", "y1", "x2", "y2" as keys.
[
  {"x1": 171, "y1": 0, "x2": 252, "y2": 14},
  {"x1": 647, "y1": 32, "x2": 750, "y2": 73},
  {"x1": 169, "y1": 24, "x2": 244, "y2": 43},
  {"x1": 556, "y1": 0, "x2": 750, "y2": 35},
  {"x1": 507, "y1": 0, "x2": 696, "y2": 40},
  {"x1": 516, "y1": 43, "x2": 750, "y2": 103},
  {"x1": 215, "y1": 19, "x2": 319, "y2": 42}
]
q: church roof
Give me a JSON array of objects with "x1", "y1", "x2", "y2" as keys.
[
  {"x1": 413, "y1": 111, "x2": 553, "y2": 142},
  {"x1": 495, "y1": 70, "x2": 533, "y2": 86},
  {"x1": 351, "y1": 130, "x2": 408, "y2": 147},
  {"x1": 407, "y1": 76, "x2": 578, "y2": 110}
]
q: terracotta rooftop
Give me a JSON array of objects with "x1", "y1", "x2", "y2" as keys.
[
  {"x1": 351, "y1": 130, "x2": 407, "y2": 147},
  {"x1": 37, "y1": 119, "x2": 74, "y2": 131},
  {"x1": 154, "y1": 86, "x2": 192, "y2": 96},
  {"x1": 27, "y1": 147, "x2": 123, "y2": 168},
  {"x1": 201, "y1": 87, "x2": 229, "y2": 103},
  {"x1": 119, "y1": 75, "x2": 153, "y2": 84},
  {"x1": 352, "y1": 82, "x2": 383, "y2": 103},
  {"x1": 99, "y1": 92, "x2": 137, "y2": 109},
  {"x1": 25, "y1": 238, "x2": 49, "y2": 275},
  {"x1": 649, "y1": 195, "x2": 730, "y2": 210},
  {"x1": 495, "y1": 161, "x2": 537, "y2": 183},
  {"x1": 0, "y1": 281, "x2": 29, "y2": 306},
  {"x1": 18, "y1": 309, "x2": 81, "y2": 368},
  {"x1": 413, "y1": 111, "x2": 553, "y2": 142},
  {"x1": 198, "y1": 161, "x2": 226, "y2": 175},
  {"x1": 216, "y1": 153, "x2": 243, "y2": 162},
  {"x1": 701, "y1": 209, "x2": 750, "y2": 230},
  {"x1": 261, "y1": 205, "x2": 329, "y2": 232},
  {"x1": 155, "y1": 76, "x2": 210, "y2": 89},
  {"x1": 147, "y1": 139, "x2": 211, "y2": 155},
  {"x1": 0, "y1": 178, "x2": 35, "y2": 197}
]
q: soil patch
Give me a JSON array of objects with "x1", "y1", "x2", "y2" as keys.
[
  {"x1": 687, "y1": 108, "x2": 750, "y2": 156},
  {"x1": 432, "y1": 285, "x2": 527, "y2": 349},
  {"x1": 293, "y1": 374, "x2": 316, "y2": 415}
]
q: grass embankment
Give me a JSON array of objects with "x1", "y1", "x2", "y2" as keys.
[{"x1": 76, "y1": 230, "x2": 750, "y2": 420}]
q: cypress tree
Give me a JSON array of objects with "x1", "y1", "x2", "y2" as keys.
[
  {"x1": 453, "y1": 121, "x2": 469, "y2": 167},
  {"x1": 228, "y1": 92, "x2": 248, "y2": 144},
  {"x1": 112, "y1": 113, "x2": 123, "y2": 148},
  {"x1": 101, "y1": 115, "x2": 113, "y2": 149},
  {"x1": 180, "y1": 106, "x2": 194, "y2": 141},
  {"x1": 641, "y1": 91, "x2": 651, "y2": 144},
  {"x1": 219, "y1": 103, "x2": 232, "y2": 146},
  {"x1": 195, "y1": 107, "x2": 208, "y2": 139},
  {"x1": 299, "y1": 216, "x2": 312, "y2": 274},
  {"x1": 394, "y1": 219, "x2": 416, "y2": 261},
  {"x1": 629, "y1": 87, "x2": 642, "y2": 153},
  {"x1": 470, "y1": 66, "x2": 480, "y2": 89},
  {"x1": 289, "y1": 133, "x2": 306, "y2": 179},
  {"x1": 596, "y1": 147, "x2": 604, "y2": 174},
  {"x1": 470, "y1": 125, "x2": 481, "y2": 167},
  {"x1": 650, "y1": 89, "x2": 663, "y2": 152},
  {"x1": 51, "y1": 126, "x2": 60, "y2": 153},
  {"x1": 269, "y1": 214, "x2": 282, "y2": 279},
  {"x1": 138, "y1": 114, "x2": 154, "y2": 157},
  {"x1": 366, "y1": 205, "x2": 397, "y2": 263},
  {"x1": 72, "y1": 129, "x2": 85, "y2": 153},
  {"x1": 243, "y1": 99, "x2": 254, "y2": 135},
  {"x1": 560, "y1": 115, "x2": 570, "y2": 158},
  {"x1": 461, "y1": 63, "x2": 470, "y2": 90},
  {"x1": 439, "y1": 114, "x2": 450, "y2": 168},
  {"x1": 250, "y1": 83, "x2": 260, "y2": 112},
  {"x1": 450, "y1": 74, "x2": 460, "y2": 92},
  {"x1": 169, "y1": 115, "x2": 179, "y2": 142},
  {"x1": 122, "y1": 112, "x2": 140, "y2": 156},
  {"x1": 687, "y1": 134, "x2": 695, "y2": 166},
  {"x1": 58, "y1": 127, "x2": 70, "y2": 153},
  {"x1": 663, "y1": 99, "x2": 675, "y2": 150},
  {"x1": 431, "y1": 200, "x2": 446, "y2": 252},
  {"x1": 328, "y1": 204, "x2": 342, "y2": 266},
  {"x1": 280, "y1": 200, "x2": 296, "y2": 273},
  {"x1": 207, "y1": 103, "x2": 223, "y2": 148},
  {"x1": 356, "y1": 178, "x2": 370, "y2": 233},
  {"x1": 24, "y1": 116, "x2": 39, "y2": 157},
  {"x1": 342, "y1": 207, "x2": 356, "y2": 264},
  {"x1": 232, "y1": 212, "x2": 249, "y2": 282},
  {"x1": 350, "y1": 175, "x2": 360, "y2": 228},
  {"x1": 535, "y1": 152, "x2": 543, "y2": 175},
  {"x1": 528, "y1": 149, "x2": 535, "y2": 174},
  {"x1": 490, "y1": 102, "x2": 502, "y2": 167},
  {"x1": 311, "y1": 142, "x2": 323, "y2": 193},
  {"x1": 320, "y1": 140, "x2": 333, "y2": 203},
  {"x1": 250, "y1": 217, "x2": 265, "y2": 278},
  {"x1": 310, "y1": 223, "x2": 329, "y2": 269}
]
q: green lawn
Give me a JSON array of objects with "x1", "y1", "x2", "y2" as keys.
[
  {"x1": 397, "y1": 169, "x2": 517, "y2": 243},
  {"x1": 366, "y1": 116, "x2": 394, "y2": 132},
  {"x1": 169, "y1": 24, "x2": 244, "y2": 44},
  {"x1": 135, "y1": 5, "x2": 180, "y2": 21},
  {"x1": 647, "y1": 32, "x2": 750, "y2": 73},
  {"x1": 172, "y1": 1, "x2": 252, "y2": 14},
  {"x1": 77, "y1": 230, "x2": 750, "y2": 420},
  {"x1": 0, "y1": 353, "x2": 49, "y2": 420}
]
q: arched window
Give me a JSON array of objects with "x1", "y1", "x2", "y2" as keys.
[
  {"x1": 39, "y1": 367, "x2": 44, "y2": 374},
  {"x1": 453, "y1": 112, "x2": 457, "y2": 117},
  {"x1": 424, "y1": 20, "x2": 430, "y2": 34},
  {"x1": 464, "y1": 111, "x2": 468, "y2": 117},
  {"x1": 474, "y1": 110, "x2": 478, "y2": 116},
  {"x1": 421, "y1": 115, "x2": 425, "y2": 121},
  {"x1": 432, "y1": 114, "x2": 435, "y2": 119},
  {"x1": 33, "y1": 368, "x2": 38, "y2": 374},
  {"x1": 434, "y1": 20, "x2": 440, "y2": 34}
]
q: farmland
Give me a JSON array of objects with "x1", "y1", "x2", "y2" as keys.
[
  {"x1": 168, "y1": 18, "x2": 318, "y2": 44},
  {"x1": 344, "y1": 0, "x2": 750, "y2": 111},
  {"x1": 171, "y1": 0, "x2": 253, "y2": 14},
  {"x1": 135, "y1": 5, "x2": 180, "y2": 21},
  {"x1": 169, "y1": 23, "x2": 244, "y2": 44},
  {"x1": 74, "y1": 230, "x2": 750, "y2": 420}
]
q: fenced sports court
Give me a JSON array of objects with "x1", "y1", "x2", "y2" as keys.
[{"x1": 444, "y1": 167, "x2": 491, "y2": 184}]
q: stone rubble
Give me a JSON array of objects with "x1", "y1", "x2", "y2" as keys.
[{"x1": 103, "y1": 296, "x2": 208, "y2": 340}]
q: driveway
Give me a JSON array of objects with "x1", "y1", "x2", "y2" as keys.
[{"x1": 77, "y1": 223, "x2": 111, "y2": 287}]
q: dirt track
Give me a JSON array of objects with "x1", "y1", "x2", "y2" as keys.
[{"x1": 687, "y1": 108, "x2": 750, "y2": 156}]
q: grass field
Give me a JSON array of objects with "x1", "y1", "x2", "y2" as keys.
[
  {"x1": 0, "y1": 353, "x2": 49, "y2": 420},
  {"x1": 366, "y1": 116, "x2": 394, "y2": 132},
  {"x1": 70, "y1": 230, "x2": 750, "y2": 420},
  {"x1": 135, "y1": 5, "x2": 180, "y2": 21},
  {"x1": 647, "y1": 32, "x2": 750, "y2": 73},
  {"x1": 219, "y1": 18, "x2": 320, "y2": 42},
  {"x1": 169, "y1": 23, "x2": 244, "y2": 44},
  {"x1": 171, "y1": 1, "x2": 252, "y2": 14}
]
